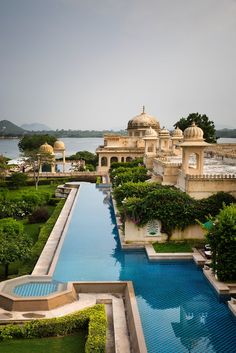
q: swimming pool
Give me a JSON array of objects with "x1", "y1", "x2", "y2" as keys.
[{"x1": 53, "y1": 182, "x2": 236, "y2": 353}]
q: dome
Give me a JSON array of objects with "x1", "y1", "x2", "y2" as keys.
[
  {"x1": 144, "y1": 127, "x2": 158, "y2": 138},
  {"x1": 127, "y1": 108, "x2": 160, "y2": 130},
  {"x1": 183, "y1": 122, "x2": 204, "y2": 140},
  {"x1": 54, "y1": 140, "x2": 65, "y2": 150},
  {"x1": 172, "y1": 126, "x2": 183, "y2": 138},
  {"x1": 159, "y1": 127, "x2": 170, "y2": 137},
  {"x1": 39, "y1": 142, "x2": 54, "y2": 154}
]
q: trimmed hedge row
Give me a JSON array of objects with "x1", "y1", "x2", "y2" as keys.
[
  {"x1": 19, "y1": 199, "x2": 65, "y2": 274},
  {"x1": 31, "y1": 199, "x2": 65, "y2": 264},
  {"x1": 0, "y1": 304, "x2": 106, "y2": 353}
]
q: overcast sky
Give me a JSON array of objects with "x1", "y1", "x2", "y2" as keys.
[{"x1": 0, "y1": 0, "x2": 235, "y2": 130}]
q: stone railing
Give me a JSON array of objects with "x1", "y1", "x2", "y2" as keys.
[
  {"x1": 185, "y1": 174, "x2": 236, "y2": 180},
  {"x1": 153, "y1": 157, "x2": 181, "y2": 167}
]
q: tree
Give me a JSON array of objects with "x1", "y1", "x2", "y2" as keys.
[
  {"x1": 206, "y1": 204, "x2": 236, "y2": 281},
  {"x1": 9, "y1": 172, "x2": 27, "y2": 188},
  {"x1": 0, "y1": 155, "x2": 9, "y2": 181},
  {"x1": 68, "y1": 150, "x2": 98, "y2": 170},
  {"x1": 174, "y1": 113, "x2": 217, "y2": 143},
  {"x1": 0, "y1": 218, "x2": 32, "y2": 278},
  {"x1": 18, "y1": 134, "x2": 57, "y2": 152},
  {"x1": 18, "y1": 135, "x2": 56, "y2": 190}
]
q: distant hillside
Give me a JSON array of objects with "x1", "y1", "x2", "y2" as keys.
[
  {"x1": 21, "y1": 123, "x2": 52, "y2": 131},
  {"x1": 0, "y1": 120, "x2": 26, "y2": 136},
  {"x1": 216, "y1": 129, "x2": 236, "y2": 138}
]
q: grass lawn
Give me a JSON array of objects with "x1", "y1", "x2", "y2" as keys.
[
  {"x1": 0, "y1": 331, "x2": 87, "y2": 353},
  {"x1": 153, "y1": 241, "x2": 204, "y2": 253},
  {"x1": 6, "y1": 184, "x2": 58, "y2": 199}
]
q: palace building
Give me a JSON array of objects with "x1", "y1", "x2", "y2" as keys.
[{"x1": 96, "y1": 108, "x2": 236, "y2": 199}]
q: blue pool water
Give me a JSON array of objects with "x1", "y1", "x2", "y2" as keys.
[
  {"x1": 53, "y1": 183, "x2": 236, "y2": 353},
  {"x1": 14, "y1": 281, "x2": 60, "y2": 297}
]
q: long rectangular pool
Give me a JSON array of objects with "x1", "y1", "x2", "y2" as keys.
[{"x1": 53, "y1": 183, "x2": 236, "y2": 353}]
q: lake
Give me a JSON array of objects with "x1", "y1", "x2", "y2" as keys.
[
  {"x1": 0, "y1": 137, "x2": 104, "y2": 159},
  {"x1": 0, "y1": 137, "x2": 235, "y2": 160}
]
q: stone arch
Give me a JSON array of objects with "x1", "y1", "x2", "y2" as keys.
[
  {"x1": 121, "y1": 157, "x2": 125, "y2": 162},
  {"x1": 101, "y1": 156, "x2": 108, "y2": 166},
  {"x1": 110, "y1": 156, "x2": 118, "y2": 164},
  {"x1": 126, "y1": 157, "x2": 132, "y2": 162}
]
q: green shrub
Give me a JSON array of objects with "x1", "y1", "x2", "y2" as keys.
[
  {"x1": 0, "y1": 218, "x2": 32, "y2": 278},
  {"x1": 114, "y1": 178, "x2": 235, "y2": 239},
  {"x1": 206, "y1": 204, "x2": 236, "y2": 281},
  {"x1": 111, "y1": 166, "x2": 149, "y2": 187},
  {"x1": 48, "y1": 197, "x2": 60, "y2": 206},
  {"x1": 0, "y1": 200, "x2": 34, "y2": 219},
  {"x1": 113, "y1": 181, "x2": 170, "y2": 207},
  {"x1": 22, "y1": 191, "x2": 51, "y2": 206},
  {"x1": 8, "y1": 173, "x2": 27, "y2": 188},
  {"x1": 30, "y1": 199, "x2": 65, "y2": 265},
  {"x1": 110, "y1": 159, "x2": 143, "y2": 171},
  {"x1": 28, "y1": 207, "x2": 50, "y2": 224},
  {"x1": 0, "y1": 304, "x2": 106, "y2": 353}
]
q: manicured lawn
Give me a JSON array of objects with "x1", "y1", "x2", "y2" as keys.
[
  {"x1": 6, "y1": 184, "x2": 58, "y2": 199},
  {"x1": 153, "y1": 241, "x2": 204, "y2": 253},
  {"x1": 0, "y1": 331, "x2": 87, "y2": 353},
  {"x1": 22, "y1": 221, "x2": 42, "y2": 243}
]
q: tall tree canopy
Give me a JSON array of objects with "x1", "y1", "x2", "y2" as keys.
[
  {"x1": 18, "y1": 134, "x2": 57, "y2": 152},
  {"x1": 174, "y1": 113, "x2": 217, "y2": 143},
  {"x1": 18, "y1": 135, "x2": 56, "y2": 189}
]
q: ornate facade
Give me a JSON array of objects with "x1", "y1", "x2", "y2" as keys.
[{"x1": 96, "y1": 109, "x2": 236, "y2": 199}]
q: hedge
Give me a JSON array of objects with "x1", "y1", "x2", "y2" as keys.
[
  {"x1": 19, "y1": 199, "x2": 65, "y2": 274},
  {"x1": 0, "y1": 304, "x2": 106, "y2": 353},
  {"x1": 31, "y1": 199, "x2": 65, "y2": 264}
]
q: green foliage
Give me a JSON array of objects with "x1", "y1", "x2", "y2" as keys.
[
  {"x1": 68, "y1": 151, "x2": 98, "y2": 167},
  {"x1": 0, "y1": 333, "x2": 86, "y2": 353},
  {"x1": 48, "y1": 197, "x2": 60, "y2": 206},
  {"x1": 113, "y1": 181, "x2": 171, "y2": 207},
  {"x1": 0, "y1": 190, "x2": 51, "y2": 219},
  {"x1": 153, "y1": 241, "x2": 196, "y2": 253},
  {"x1": 28, "y1": 207, "x2": 49, "y2": 223},
  {"x1": 9, "y1": 172, "x2": 27, "y2": 188},
  {"x1": 110, "y1": 159, "x2": 143, "y2": 171},
  {"x1": 0, "y1": 218, "x2": 32, "y2": 278},
  {"x1": 122, "y1": 188, "x2": 196, "y2": 237},
  {"x1": 113, "y1": 180, "x2": 235, "y2": 239},
  {"x1": 174, "y1": 112, "x2": 217, "y2": 143},
  {"x1": 0, "y1": 200, "x2": 33, "y2": 219},
  {"x1": 206, "y1": 204, "x2": 236, "y2": 281},
  {"x1": 96, "y1": 176, "x2": 101, "y2": 184},
  {"x1": 30, "y1": 200, "x2": 65, "y2": 266},
  {"x1": 110, "y1": 166, "x2": 149, "y2": 187},
  {"x1": 18, "y1": 135, "x2": 57, "y2": 153},
  {"x1": 0, "y1": 305, "x2": 106, "y2": 353},
  {"x1": 0, "y1": 155, "x2": 9, "y2": 180}
]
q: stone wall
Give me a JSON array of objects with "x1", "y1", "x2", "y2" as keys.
[{"x1": 124, "y1": 219, "x2": 205, "y2": 243}]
